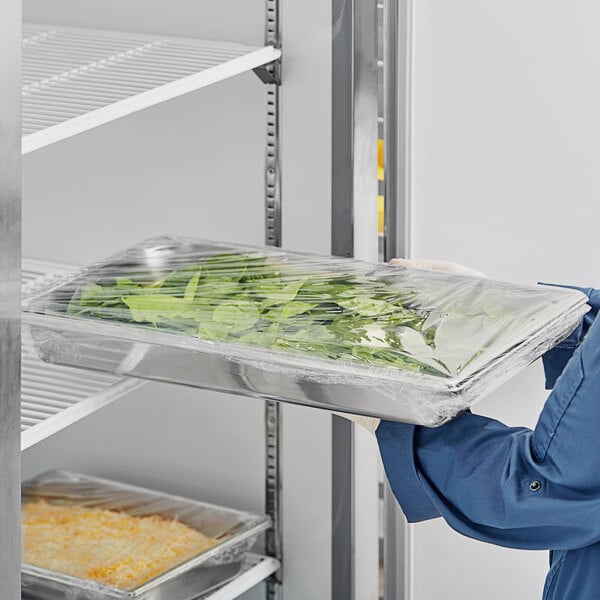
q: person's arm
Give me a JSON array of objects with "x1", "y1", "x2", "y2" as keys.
[
  {"x1": 541, "y1": 285, "x2": 600, "y2": 388},
  {"x1": 378, "y1": 289, "x2": 600, "y2": 551}
]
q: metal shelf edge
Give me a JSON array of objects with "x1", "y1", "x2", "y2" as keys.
[
  {"x1": 21, "y1": 258, "x2": 146, "y2": 450},
  {"x1": 21, "y1": 377, "x2": 143, "y2": 451},
  {"x1": 22, "y1": 44, "x2": 281, "y2": 155},
  {"x1": 201, "y1": 555, "x2": 280, "y2": 600}
]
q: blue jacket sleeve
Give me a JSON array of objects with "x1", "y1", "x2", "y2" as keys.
[
  {"x1": 542, "y1": 286, "x2": 600, "y2": 388},
  {"x1": 377, "y1": 288, "x2": 600, "y2": 551}
]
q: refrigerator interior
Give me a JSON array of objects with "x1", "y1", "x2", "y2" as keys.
[{"x1": 15, "y1": 0, "x2": 599, "y2": 598}]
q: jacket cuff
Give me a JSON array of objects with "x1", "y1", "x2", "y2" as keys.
[{"x1": 376, "y1": 420, "x2": 440, "y2": 523}]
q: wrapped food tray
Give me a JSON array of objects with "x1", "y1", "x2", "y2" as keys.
[
  {"x1": 21, "y1": 470, "x2": 271, "y2": 600},
  {"x1": 23, "y1": 236, "x2": 590, "y2": 426}
]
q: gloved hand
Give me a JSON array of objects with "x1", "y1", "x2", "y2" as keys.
[
  {"x1": 336, "y1": 257, "x2": 486, "y2": 435},
  {"x1": 332, "y1": 411, "x2": 381, "y2": 435},
  {"x1": 389, "y1": 257, "x2": 487, "y2": 278}
]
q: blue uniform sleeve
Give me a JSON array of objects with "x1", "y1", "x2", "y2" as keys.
[
  {"x1": 541, "y1": 286, "x2": 600, "y2": 388},
  {"x1": 377, "y1": 287, "x2": 600, "y2": 551}
]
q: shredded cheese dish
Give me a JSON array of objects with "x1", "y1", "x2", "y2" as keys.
[{"x1": 22, "y1": 499, "x2": 219, "y2": 590}]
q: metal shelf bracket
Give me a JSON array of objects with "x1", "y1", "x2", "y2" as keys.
[{"x1": 253, "y1": 60, "x2": 282, "y2": 86}]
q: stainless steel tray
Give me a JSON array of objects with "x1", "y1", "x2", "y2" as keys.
[
  {"x1": 21, "y1": 470, "x2": 271, "y2": 600},
  {"x1": 23, "y1": 236, "x2": 590, "y2": 426}
]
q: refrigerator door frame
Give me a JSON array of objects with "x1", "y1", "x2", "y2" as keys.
[
  {"x1": 332, "y1": 0, "x2": 380, "y2": 598},
  {"x1": 382, "y1": 1, "x2": 415, "y2": 599}
]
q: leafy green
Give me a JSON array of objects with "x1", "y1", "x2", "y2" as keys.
[
  {"x1": 213, "y1": 300, "x2": 260, "y2": 332},
  {"x1": 123, "y1": 295, "x2": 198, "y2": 324},
  {"x1": 259, "y1": 278, "x2": 307, "y2": 308},
  {"x1": 337, "y1": 297, "x2": 394, "y2": 317},
  {"x1": 79, "y1": 284, "x2": 105, "y2": 307},
  {"x1": 63, "y1": 252, "x2": 463, "y2": 376},
  {"x1": 183, "y1": 271, "x2": 201, "y2": 303}
]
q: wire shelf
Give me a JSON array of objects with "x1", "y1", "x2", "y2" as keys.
[
  {"x1": 22, "y1": 23, "x2": 281, "y2": 154},
  {"x1": 21, "y1": 259, "x2": 143, "y2": 450},
  {"x1": 201, "y1": 554, "x2": 280, "y2": 600}
]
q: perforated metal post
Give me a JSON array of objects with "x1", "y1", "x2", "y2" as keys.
[
  {"x1": 263, "y1": 0, "x2": 283, "y2": 599},
  {"x1": 265, "y1": 79, "x2": 281, "y2": 247},
  {"x1": 264, "y1": 0, "x2": 282, "y2": 248},
  {"x1": 265, "y1": 401, "x2": 282, "y2": 600}
]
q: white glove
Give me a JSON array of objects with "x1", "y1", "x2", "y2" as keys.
[
  {"x1": 332, "y1": 412, "x2": 381, "y2": 435},
  {"x1": 389, "y1": 257, "x2": 487, "y2": 278},
  {"x1": 334, "y1": 257, "x2": 486, "y2": 435}
]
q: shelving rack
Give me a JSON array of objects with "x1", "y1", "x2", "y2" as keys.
[
  {"x1": 5, "y1": 1, "x2": 285, "y2": 597},
  {"x1": 4, "y1": 0, "x2": 397, "y2": 596}
]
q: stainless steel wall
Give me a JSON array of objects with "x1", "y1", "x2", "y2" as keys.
[{"x1": 0, "y1": 0, "x2": 22, "y2": 596}]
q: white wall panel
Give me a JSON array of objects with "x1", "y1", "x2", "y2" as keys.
[
  {"x1": 23, "y1": 76, "x2": 265, "y2": 264},
  {"x1": 280, "y1": 0, "x2": 333, "y2": 595},
  {"x1": 410, "y1": 1, "x2": 600, "y2": 598},
  {"x1": 281, "y1": 0, "x2": 332, "y2": 256},
  {"x1": 24, "y1": 0, "x2": 264, "y2": 45}
]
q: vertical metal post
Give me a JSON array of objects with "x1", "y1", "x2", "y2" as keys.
[
  {"x1": 265, "y1": 401, "x2": 282, "y2": 600},
  {"x1": 331, "y1": 415, "x2": 354, "y2": 600},
  {"x1": 332, "y1": 0, "x2": 355, "y2": 259},
  {"x1": 383, "y1": 480, "x2": 412, "y2": 600},
  {"x1": 332, "y1": 0, "x2": 379, "y2": 259},
  {"x1": 265, "y1": 0, "x2": 282, "y2": 247},
  {"x1": 332, "y1": 0, "x2": 379, "y2": 598},
  {"x1": 264, "y1": 1, "x2": 282, "y2": 599},
  {"x1": 382, "y1": 1, "x2": 414, "y2": 599},
  {"x1": 0, "y1": 0, "x2": 22, "y2": 597},
  {"x1": 383, "y1": 0, "x2": 414, "y2": 261},
  {"x1": 331, "y1": 0, "x2": 354, "y2": 591}
]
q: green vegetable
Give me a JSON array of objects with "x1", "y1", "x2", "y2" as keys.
[
  {"x1": 259, "y1": 278, "x2": 307, "y2": 308},
  {"x1": 337, "y1": 297, "x2": 394, "y2": 317},
  {"x1": 80, "y1": 284, "x2": 105, "y2": 307},
  {"x1": 62, "y1": 252, "x2": 464, "y2": 376},
  {"x1": 213, "y1": 300, "x2": 260, "y2": 333},
  {"x1": 183, "y1": 271, "x2": 201, "y2": 303},
  {"x1": 123, "y1": 295, "x2": 199, "y2": 324}
]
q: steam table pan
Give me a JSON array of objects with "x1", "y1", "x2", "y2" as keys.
[
  {"x1": 23, "y1": 236, "x2": 590, "y2": 426},
  {"x1": 21, "y1": 470, "x2": 271, "y2": 600}
]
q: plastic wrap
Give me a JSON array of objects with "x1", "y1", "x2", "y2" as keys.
[
  {"x1": 23, "y1": 236, "x2": 590, "y2": 426},
  {"x1": 21, "y1": 470, "x2": 271, "y2": 600}
]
